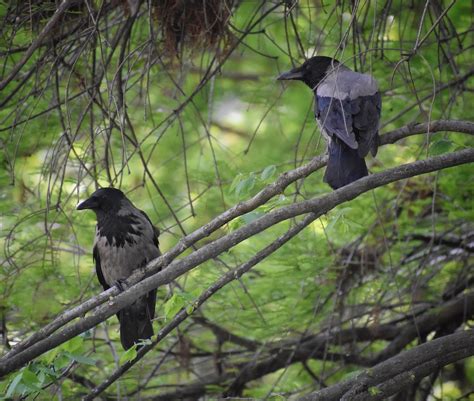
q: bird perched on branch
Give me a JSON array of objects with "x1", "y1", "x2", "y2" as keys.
[
  {"x1": 77, "y1": 187, "x2": 160, "y2": 350},
  {"x1": 278, "y1": 56, "x2": 381, "y2": 189}
]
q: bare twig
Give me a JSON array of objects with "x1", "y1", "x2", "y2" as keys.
[{"x1": 0, "y1": 0, "x2": 78, "y2": 91}]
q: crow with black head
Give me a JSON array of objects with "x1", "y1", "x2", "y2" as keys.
[
  {"x1": 278, "y1": 56, "x2": 381, "y2": 189},
  {"x1": 77, "y1": 187, "x2": 160, "y2": 350}
]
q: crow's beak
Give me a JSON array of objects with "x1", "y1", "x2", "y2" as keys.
[
  {"x1": 277, "y1": 66, "x2": 304, "y2": 81},
  {"x1": 76, "y1": 197, "x2": 98, "y2": 211}
]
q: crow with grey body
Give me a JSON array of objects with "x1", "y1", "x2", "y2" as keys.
[
  {"x1": 278, "y1": 56, "x2": 381, "y2": 189},
  {"x1": 77, "y1": 187, "x2": 160, "y2": 350}
]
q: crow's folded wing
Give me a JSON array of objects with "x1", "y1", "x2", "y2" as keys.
[
  {"x1": 352, "y1": 91, "x2": 381, "y2": 157},
  {"x1": 316, "y1": 69, "x2": 380, "y2": 155},
  {"x1": 316, "y1": 96, "x2": 358, "y2": 149},
  {"x1": 139, "y1": 209, "x2": 160, "y2": 248},
  {"x1": 137, "y1": 209, "x2": 160, "y2": 320},
  {"x1": 93, "y1": 243, "x2": 110, "y2": 291}
]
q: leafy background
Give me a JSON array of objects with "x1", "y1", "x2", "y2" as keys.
[{"x1": 0, "y1": 0, "x2": 473, "y2": 399}]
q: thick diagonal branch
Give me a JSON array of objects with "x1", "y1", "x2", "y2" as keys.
[
  {"x1": 0, "y1": 147, "x2": 472, "y2": 377},
  {"x1": 297, "y1": 329, "x2": 474, "y2": 401},
  {"x1": 4, "y1": 119, "x2": 471, "y2": 363}
]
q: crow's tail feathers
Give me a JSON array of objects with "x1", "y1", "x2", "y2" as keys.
[
  {"x1": 324, "y1": 138, "x2": 368, "y2": 190},
  {"x1": 118, "y1": 290, "x2": 156, "y2": 350}
]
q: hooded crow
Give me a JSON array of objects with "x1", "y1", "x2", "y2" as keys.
[
  {"x1": 77, "y1": 187, "x2": 160, "y2": 350},
  {"x1": 278, "y1": 56, "x2": 381, "y2": 189}
]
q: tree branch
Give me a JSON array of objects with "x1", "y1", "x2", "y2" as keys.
[
  {"x1": 379, "y1": 120, "x2": 474, "y2": 145},
  {"x1": 123, "y1": 291, "x2": 474, "y2": 400},
  {"x1": 0, "y1": 147, "x2": 472, "y2": 377},
  {"x1": 0, "y1": 0, "x2": 78, "y2": 92},
  {"x1": 4, "y1": 119, "x2": 471, "y2": 363},
  {"x1": 84, "y1": 210, "x2": 317, "y2": 399},
  {"x1": 297, "y1": 329, "x2": 474, "y2": 401},
  {"x1": 373, "y1": 291, "x2": 474, "y2": 363}
]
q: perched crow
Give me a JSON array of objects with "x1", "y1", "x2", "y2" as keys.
[
  {"x1": 278, "y1": 56, "x2": 381, "y2": 189},
  {"x1": 77, "y1": 187, "x2": 160, "y2": 350}
]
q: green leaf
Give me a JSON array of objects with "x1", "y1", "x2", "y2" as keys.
[
  {"x1": 64, "y1": 352, "x2": 96, "y2": 366},
  {"x1": 429, "y1": 139, "x2": 453, "y2": 155},
  {"x1": 164, "y1": 293, "x2": 186, "y2": 320},
  {"x1": 368, "y1": 386, "x2": 381, "y2": 395},
  {"x1": 63, "y1": 335, "x2": 83, "y2": 353},
  {"x1": 326, "y1": 207, "x2": 352, "y2": 232},
  {"x1": 234, "y1": 173, "x2": 256, "y2": 197},
  {"x1": 228, "y1": 217, "x2": 245, "y2": 231},
  {"x1": 229, "y1": 173, "x2": 244, "y2": 193},
  {"x1": 185, "y1": 304, "x2": 195, "y2": 315},
  {"x1": 261, "y1": 165, "x2": 276, "y2": 181},
  {"x1": 119, "y1": 346, "x2": 137, "y2": 364},
  {"x1": 21, "y1": 368, "x2": 41, "y2": 391},
  {"x1": 43, "y1": 347, "x2": 60, "y2": 364},
  {"x1": 180, "y1": 289, "x2": 200, "y2": 302},
  {"x1": 35, "y1": 370, "x2": 46, "y2": 386},
  {"x1": 241, "y1": 211, "x2": 264, "y2": 224},
  {"x1": 6, "y1": 372, "x2": 23, "y2": 398},
  {"x1": 53, "y1": 353, "x2": 71, "y2": 371},
  {"x1": 136, "y1": 339, "x2": 152, "y2": 347},
  {"x1": 205, "y1": 384, "x2": 226, "y2": 392}
]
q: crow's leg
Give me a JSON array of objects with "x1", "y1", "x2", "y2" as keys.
[{"x1": 114, "y1": 279, "x2": 128, "y2": 292}]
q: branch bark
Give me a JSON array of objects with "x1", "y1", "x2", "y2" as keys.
[
  {"x1": 379, "y1": 120, "x2": 474, "y2": 145},
  {"x1": 297, "y1": 329, "x2": 474, "y2": 401}
]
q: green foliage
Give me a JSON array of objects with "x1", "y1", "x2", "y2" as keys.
[
  {"x1": 0, "y1": 0, "x2": 472, "y2": 399},
  {"x1": 1, "y1": 336, "x2": 95, "y2": 399},
  {"x1": 163, "y1": 289, "x2": 201, "y2": 321},
  {"x1": 119, "y1": 346, "x2": 137, "y2": 365}
]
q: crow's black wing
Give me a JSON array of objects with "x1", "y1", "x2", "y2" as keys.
[
  {"x1": 316, "y1": 93, "x2": 381, "y2": 157},
  {"x1": 352, "y1": 91, "x2": 381, "y2": 157},
  {"x1": 93, "y1": 244, "x2": 110, "y2": 291},
  {"x1": 316, "y1": 96, "x2": 357, "y2": 149},
  {"x1": 139, "y1": 209, "x2": 160, "y2": 248},
  {"x1": 114, "y1": 207, "x2": 160, "y2": 349},
  {"x1": 316, "y1": 69, "x2": 380, "y2": 155}
]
